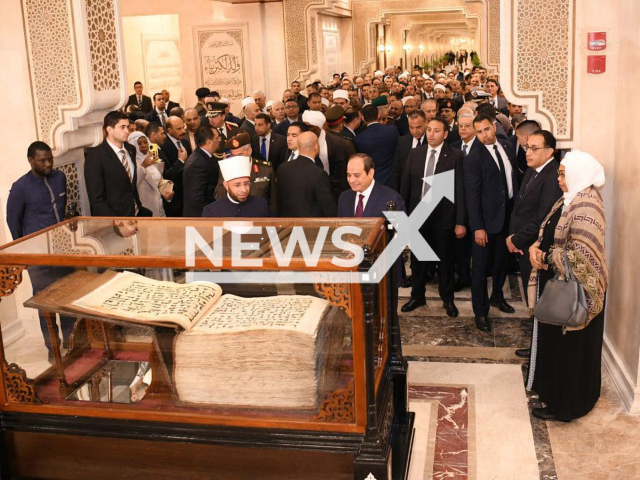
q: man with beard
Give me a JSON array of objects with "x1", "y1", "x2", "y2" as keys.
[{"x1": 202, "y1": 155, "x2": 269, "y2": 217}]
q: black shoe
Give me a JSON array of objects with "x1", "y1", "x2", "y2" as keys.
[
  {"x1": 475, "y1": 315, "x2": 492, "y2": 332},
  {"x1": 401, "y1": 277, "x2": 412, "y2": 289},
  {"x1": 490, "y1": 299, "x2": 516, "y2": 314},
  {"x1": 453, "y1": 280, "x2": 470, "y2": 292},
  {"x1": 443, "y1": 301, "x2": 459, "y2": 318},
  {"x1": 401, "y1": 298, "x2": 426, "y2": 313},
  {"x1": 532, "y1": 407, "x2": 571, "y2": 422},
  {"x1": 515, "y1": 348, "x2": 531, "y2": 358}
]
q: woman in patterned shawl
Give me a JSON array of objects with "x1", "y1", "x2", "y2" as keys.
[{"x1": 525, "y1": 150, "x2": 608, "y2": 422}]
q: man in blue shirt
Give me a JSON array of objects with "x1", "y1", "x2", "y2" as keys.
[{"x1": 6, "y1": 141, "x2": 75, "y2": 361}]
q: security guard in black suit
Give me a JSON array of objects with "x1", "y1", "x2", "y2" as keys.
[
  {"x1": 205, "y1": 101, "x2": 240, "y2": 154},
  {"x1": 213, "y1": 132, "x2": 277, "y2": 214}
]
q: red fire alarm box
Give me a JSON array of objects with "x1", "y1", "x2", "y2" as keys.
[
  {"x1": 587, "y1": 55, "x2": 606, "y2": 74},
  {"x1": 587, "y1": 32, "x2": 606, "y2": 51}
]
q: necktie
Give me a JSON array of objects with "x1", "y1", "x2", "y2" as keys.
[
  {"x1": 261, "y1": 137, "x2": 267, "y2": 159},
  {"x1": 137, "y1": 95, "x2": 141, "y2": 107},
  {"x1": 119, "y1": 149, "x2": 132, "y2": 181},
  {"x1": 176, "y1": 140, "x2": 183, "y2": 152},
  {"x1": 421, "y1": 149, "x2": 437, "y2": 198},
  {"x1": 519, "y1": 172, "x2": 538, "y2": 199},
  {"x1": 462, "y1": 144, "x2": 468, "y2": 156},
  {"x1": 416, "y1": 137, "x2": 422, "y2": 147},
  {"x1": 119, "y1": 150, "x2": 138, "y2": 215},
  {"x1": 355, "y1": 193, "x2": 365, "y2": 217},
  {"x1": 218, "y1": 127, "x2": 225, "y2": 139},
  {"x1": 493, "y1": 145, "x2": 510, "y2": 199},
  {"x1": 288, "y1": 151, "x2": 295, "y2": 162},
  {"x1": 159, "y1": 112, "x2": 166, "y2": 127}
]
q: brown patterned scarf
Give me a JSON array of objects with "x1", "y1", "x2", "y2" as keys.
[{"x1": 528, "y1": 186, "x2": 608, "y2": 331}]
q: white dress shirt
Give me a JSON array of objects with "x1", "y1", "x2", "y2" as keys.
[
  {"x1": 485, "y1": 142, "x2": 514, "y2": 198},
  {"x1": 461, "y1": 136, "x2": 476, "y2": 155},
  {"x1": 318, "y1": 130, "x2": 330, "y2": 174},
  {"x1": 535, "y1": 157, "x2": 554, "y2": 173},
  {"x1": 354, "y1": 180, "x2": 376, "y2": 214},
  {"x1": 411, "y1": 134, "x2": 426, "y2": 149}
]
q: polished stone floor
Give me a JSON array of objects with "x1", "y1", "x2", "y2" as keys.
[{"x1": 400, "y1": 275, "x2": 640, "y2": 480}]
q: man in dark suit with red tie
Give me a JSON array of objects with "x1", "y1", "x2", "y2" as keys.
[
  {"x1": 400, "y1": 117, "x2": 467, "y2": 318},
  {"x1": 337, "y1": 153, "x2": 405, "y2": 217},
  {"x1": 464, "y1": 114, "x2": 520, "y2": 332},
  {"x1": 84, "y1": 111, "x2": 151, "y2": 217}
]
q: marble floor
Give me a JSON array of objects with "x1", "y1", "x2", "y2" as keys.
[{"x1": 401, "y1": 275, "x2": 640, "y2": 480}]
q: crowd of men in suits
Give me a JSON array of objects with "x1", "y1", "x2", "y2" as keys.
[{"x1": 9, "y1": 63, "x2": 564, "y2": 343}]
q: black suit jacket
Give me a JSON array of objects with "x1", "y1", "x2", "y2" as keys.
[
  {"x1": 326, "y1": 132, "x2": 353, "y2": 201},
  {"x1": 146, "y1": 109, "x2": 170, "y2": 126},
  {"x1": 161, "y1": 137, "x2": 192, "y2": 216},
  {"x1": 354, "y1": 123, "x2": 399, "y2": 187},
  {"x1": 182, "y1": 148, "x2": 220, "y2": 217},
  {"x1": 251, "y1": 132, "x2": 288, "y2": 171},
  {"x1": 390, "y1": 133, "x2": 424, "y2": 192},
  {"x1": 464, "y1": 139, "x2": 520, "y2": 234},
  {"x1": 166, "y1": 101, "x2": 180, "y2": 114},
  {"x1": 340, "y1": 127, "x2": 356, "y2": 141},
  {"x1": 509, "y1": 160, "x2": 562, "y2": 250},
  {"x1": 400, "y1": 143, "x2": 466, "y2": 230},
  {"x1": 508, "y1": 135, "x2": 528, "y2": 182},
  {"x1": 395, "y1": 114, "x2": 409, "y2": 137},
  {"x1": 125, "y1": 94, "x2": 152, "y2": 113},
  {"x1": 337, "y1": 182, "x2": 406, "y2": 217},
  {"x1": 276, "y1": 155, "x2": 336, "y2": 217},
  {"x1": 272, "y1": 117, "x2": 300, "y2": 137},
  {"x1": 84, "y1": 141, "x2": 149, "y2": 216},
  {"x1": 240, "y1": 119, "x2": 257, "y2": 138},
  {"x1": 445, "y1": 125, "x2": 461, "y2": 145}
]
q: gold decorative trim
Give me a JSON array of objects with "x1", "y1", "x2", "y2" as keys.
[
  {"x1": 314, "y1": 283, "x2": 351, "y2": 317},
  {"x1": 4, "y1": 362, "x2": 42, "y2": 404},
  {"x1": 0, "y1": 266, "x2": 25, "y2": 299},
  {"x1": 314, "y1": 380, "x2": 355, "y2": 422}
]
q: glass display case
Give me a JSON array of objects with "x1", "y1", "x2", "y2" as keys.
[{"x1": 0, "y1": 217, "x2": 413, "y2": 480}]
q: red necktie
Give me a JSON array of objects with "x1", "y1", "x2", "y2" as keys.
[{"x1": 355, "y1": 193, "x2": 365, "y2": 217}]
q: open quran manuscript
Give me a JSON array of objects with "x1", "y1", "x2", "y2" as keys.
[{"x1": 68, "y1": 271, "x2": 345, "y2": 409}]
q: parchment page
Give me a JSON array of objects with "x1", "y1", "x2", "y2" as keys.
[
  {"x1": 72, "y1": 272, "x2": 222, "y2": 330},
  {"x1": 189, "y1": 295, "x2": 329, "y2": 336}
]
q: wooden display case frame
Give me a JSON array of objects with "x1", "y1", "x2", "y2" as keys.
[{"x1": 0, "y1": 217, "x2": 413, "y2": 480}]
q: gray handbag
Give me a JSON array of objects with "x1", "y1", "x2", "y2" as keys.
[{"x1": 534, "y1": 250, "x2": 589, "y2": 327}]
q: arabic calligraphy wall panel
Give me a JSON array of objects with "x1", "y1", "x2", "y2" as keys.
[{"x1": 193, "y1": 25, "x2": 249, "y2": 114}]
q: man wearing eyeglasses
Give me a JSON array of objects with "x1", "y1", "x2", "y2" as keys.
[
  {"x1": 272, "y1": 98, "x2": 302, "y2": 136},
  {"x1": 510, "y1": 120, "x2": 541, "y2": 183},
  {"x1": 507, "y1": 130, "x2": 562, "y2": 317}
]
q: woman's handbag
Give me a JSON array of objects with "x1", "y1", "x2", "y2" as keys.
[{"x1": 534, "y1": 250, "x2": 589, "y2": 327}]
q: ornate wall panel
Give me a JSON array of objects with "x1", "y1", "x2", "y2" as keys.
[
  {"x1": 485, "y1": 0, "x2": 500, "y2": 68},
  {"x1": 501, "y1": 0, "x2": 575, "y2": 144},
  {"x1": 23, "y1": 0, "x2": 80, "y2": 149},
  {"x1": 55, "y1": 162, "x2": 81, "y2": 208},
  {"x1": 284, "y1": 0, "x2": 326, "y2": 83},
  {"x1": 22, "y1": 0, "x2": 127, "y2": 215},
  {"x1": 86, "y1": 0, "x2": 120, "y2": 91}
]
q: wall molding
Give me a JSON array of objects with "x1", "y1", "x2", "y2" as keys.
[{"x1": 602, "y1": 334, "x2": 640, "y2": 415}]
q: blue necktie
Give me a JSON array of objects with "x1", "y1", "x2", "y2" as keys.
[{"x1": 260, "y1": 137, "x2": 267, "y2": 159}]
